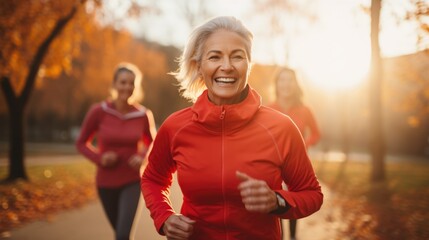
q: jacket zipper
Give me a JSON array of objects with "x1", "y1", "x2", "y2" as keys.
[
  {"x1": 220, "y1": 107, "x2": 228, "y2": 239},
  {"x1": 220, "y1": 108, "x2": 225, "y2": 120}
]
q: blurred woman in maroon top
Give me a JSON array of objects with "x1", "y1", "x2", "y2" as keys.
[
  {"x1": 76, "y1": 62, "x2": 156, "y2": 240},
  {"x1": 268, "y1": 67, "x2": 321, "y2": 240}
]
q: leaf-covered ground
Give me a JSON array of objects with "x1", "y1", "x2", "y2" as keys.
[
  {"x1": 313, "y1": 159, "x2": 429, "y2": 240},
  {"x1": 0, "y1": 161, "x2": 96, "y2": 233}
]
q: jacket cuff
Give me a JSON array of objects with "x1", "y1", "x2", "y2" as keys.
[{"x1": 269, "y1": 192, "x2": 290, "y2": 214}]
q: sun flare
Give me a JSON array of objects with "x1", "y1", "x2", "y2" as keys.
[{"x1": 294, "y1": 27, "x2": 371, "y2": 92}]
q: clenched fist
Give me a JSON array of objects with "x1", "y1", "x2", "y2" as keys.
[
  {"x1": 101, "y1": 151, "x2": 118, "y2": 167},
  {"x1": 236, "y1": 171, "x2": 278, "y2": 213}
]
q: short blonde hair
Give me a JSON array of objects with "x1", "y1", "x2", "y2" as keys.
[
  {"x1": 111, "y1": 62, "x2": 144, "y2": 104},
  {"x1": 171, "y1": 16, "x2": 253, "y2": 102}
]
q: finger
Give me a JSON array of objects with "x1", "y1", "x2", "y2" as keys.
[
  {"x1": 238, "y1": 178, "x2": 266, "y2": 192},
  {"x1": 236, "y1": 171, "x2": 252, "y2": 182},
  {"x1": 169, "y1": 215, "x2": 195, "y2": 233},
  {"x1": 167, "y1": 236, "x2": 188, "y2": 240},
  {"x1": 179, "y1": 215, "x2": 196, "y2": 224},
  {"x1": 164, "y1": 220, "x2": 190, "y2": 239},
  {"x1": 240, "y1": 184, "x2": 273, "y2": 202}
]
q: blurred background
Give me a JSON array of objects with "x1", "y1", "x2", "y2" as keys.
[
  {"x1": 0, "y1": 0, "x2": 428, "y2": 239},
  {"x1": 1, "y1": 0, "x2": 428, "y2": 157}
]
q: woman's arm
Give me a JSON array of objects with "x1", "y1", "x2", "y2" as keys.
[
  {"x1": 141, "y1": 125, "x2": 177, "y2": 235},
  {"x1": 130, "y1": 109, "x2": 157, "y2": 171},
  {"x1": 304, "y1": 107, "x2": 321, "y2": 147},
  {"x1": 279, "y1": 121, "x2": 323, "y2": 219},
  {"x1": 75, "y1": 104, "x2": 103, "y2": 166}
]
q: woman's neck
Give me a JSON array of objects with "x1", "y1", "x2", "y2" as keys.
[
  {"x1": 112, "y1": 99, "x2": 131, "y2": 114},
  {"x1": 277, "y1": 97, "x2": 299, "y2": 111}
]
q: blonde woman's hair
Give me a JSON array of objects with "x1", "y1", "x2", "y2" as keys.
[
  {"x1": 171, "y1": 16, "x2": 253, "y2": 102},
  {"x1": 110, "y1": 62, "x2": 144, "y2": 104}
]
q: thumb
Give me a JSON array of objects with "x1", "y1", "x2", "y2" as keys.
[
  {"x1": 236, "y1": 171, "x2": 252, "y2": 182},
  {"x1": 179, "y1": 215, "x2": 196, "y2": 224}
]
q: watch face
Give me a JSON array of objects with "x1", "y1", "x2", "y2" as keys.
[{"x1": 277, "y1": 194, "x2": 286, "y2": 207}]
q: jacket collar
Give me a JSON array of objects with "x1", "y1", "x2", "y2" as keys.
[
  {"x1": 191, "y1": 85, "x2": 261, "y2": 132},
  {"x1": 101, "y1": 101, "x2": 147, "y2": 120}
]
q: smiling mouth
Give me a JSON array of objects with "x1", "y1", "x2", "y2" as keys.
[{"x1": 215, "y1": 77, "x2": 236, "y2": 84}]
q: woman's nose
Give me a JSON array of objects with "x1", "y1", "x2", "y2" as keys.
[
  {"x1": 220, "y1": 57, "x2": 233, "y2": 70},
  {"x1": 126, "y1": 84, "x2": 135, "y2": 90}
]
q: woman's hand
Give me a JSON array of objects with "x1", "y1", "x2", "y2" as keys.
[
  {"x1": 101, "y1": 151, "x2": 118, "y2": 167},
  {"x1": 236, "y1": 171, "x2": 278, "y2": 213},
  {"x1": 163, "y1": 214, "x2": 196, "y2": 240},
  {"x1": 128, "y1": 154, "x2": 143, "y2": 171}
]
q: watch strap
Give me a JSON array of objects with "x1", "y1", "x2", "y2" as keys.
[{"x1": 270, "y1": 192, "x2": 290, "y2": 215}]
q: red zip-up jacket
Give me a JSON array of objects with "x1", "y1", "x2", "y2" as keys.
[
  {"x1": 76, "y1": 101, "x2": 154, "y2": 188},
  {"x1": 141, "y1": 86, "x2": 323, "y2": 240}
]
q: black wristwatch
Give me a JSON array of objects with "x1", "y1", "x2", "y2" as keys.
[{"x1": 270, "y1": 192, "x2": 290, "y2": 214}]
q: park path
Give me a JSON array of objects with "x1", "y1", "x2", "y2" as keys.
[{"x1": 1, "y1": 153, "x2": 344, "y2": 240}]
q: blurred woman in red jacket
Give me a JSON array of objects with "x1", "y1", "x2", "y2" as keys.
[
  {"x1": 268, "y1": 67, "x2": 321, "y2": 240},
  {"x1": 76, "y1": 62, "x2": 156, "y2": 240},
  {"x1": 141, "y1": 16, "x2": 323, "y2": 240}
]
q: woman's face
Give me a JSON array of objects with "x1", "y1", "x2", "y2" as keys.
[
  {"x1": 276, "y1": 71, "x2": 298, "y2": 99},
  {"x1": 113, "y1": 71, "x2": 135, "y2": 102},
  {"x1": 199, "y1": 29, "x2": 250, "y2": 105}
]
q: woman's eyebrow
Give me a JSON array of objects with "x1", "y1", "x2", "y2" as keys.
[{"x1": 206, "y1": 49, "x2": 246, "y2": 55}]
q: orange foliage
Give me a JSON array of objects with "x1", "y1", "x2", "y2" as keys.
[
  {"x1": 26, "y1": 27, "x2": 170, "y2": 124},
  {"x1": 0, "y1": 0, "x2": 85, "y2": 95},
  {"x1": 0, "y1": 0, "x2": 169, "y2": 122},
  {"x1": 383, "y1": 50, "x2": 429, "y2": 123}
]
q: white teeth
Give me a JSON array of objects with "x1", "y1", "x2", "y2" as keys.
[{"x1": 215, "y1": 77, "x2": 235, "y2": 83}]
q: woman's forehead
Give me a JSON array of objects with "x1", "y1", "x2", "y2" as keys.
[{"x1": 203, "y1": 30, "x2": 248, "y2": 52}]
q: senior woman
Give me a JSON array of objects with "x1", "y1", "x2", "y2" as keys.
[{"x1": 141, "y1": 16, "x2": 323, "y2": 240}]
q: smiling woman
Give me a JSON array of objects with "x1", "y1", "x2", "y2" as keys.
[{"x1": 141, "y1": 16, "x2": 323, "y2": 240}]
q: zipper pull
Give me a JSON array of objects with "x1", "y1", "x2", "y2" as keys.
[{"x1": 220, "y1": 108, "x2": 225, "y2": 120}]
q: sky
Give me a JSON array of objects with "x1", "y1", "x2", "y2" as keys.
[{"x1": 102, "y1": 0, "x2": 426, "y2": 91}]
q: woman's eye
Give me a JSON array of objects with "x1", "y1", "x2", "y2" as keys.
[
  {"x1": 208, "y1": 55, "x2": 220, "y2": 61},
  {"x1": 232, "y1": 55, "x2": 245, "y2": 60}
]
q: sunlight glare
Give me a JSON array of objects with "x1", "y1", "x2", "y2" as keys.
[
  {"x1": 291, "y1": 5, "x2": 371, "y2": 92},
  {"x1": 298, "y1": 33, "x2": 370, "y2": 91}
]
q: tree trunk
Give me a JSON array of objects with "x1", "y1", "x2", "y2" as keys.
[
  {"x1": 0, "y1": 6, "x2": 78, "y2": 182},
  {"x1": 370, "y1": 0, "x2": 385, "y2": 182},
  {"x1": 1, "y1": 77, "x2": 27, "y2": 181}
]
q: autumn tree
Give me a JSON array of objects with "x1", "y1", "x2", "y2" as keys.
[
  {"x1": 381, "y1": 1, "x2": 429, "y2": 124},
  {"x1": 407, "y1": 0, "x2": 429, "y2": 51},
  {"x1": 0, "y1": 1, "x2": 90, "y2": 182},
  {"x1": 369, "y1": 0, "x2": 385, "y2": 182},
  {"x1": 404, "y1": 0, "x2": 429, "y2": 120}
]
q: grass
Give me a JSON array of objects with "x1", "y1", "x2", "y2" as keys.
[
  {"x1": 0, "y1": 160, "x2": 96, "y2": 233},
  {"x1": 312, "y1": 158, "x2": 429, "y2": 240}
]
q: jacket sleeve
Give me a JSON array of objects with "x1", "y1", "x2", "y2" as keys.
[
  {"x1": 75, "y1": 104, "x2": 103, "y2": 166},
  {"x1": 141, "y1": 124, "x2": 177, "y2": 235},
  {"x1": 303, "y1": 107, "x2": 321, "y2": 147},
  {"x1": 139, "y1": 109, "x2": 157, "y2": 157},
  {"x1": 277, "y1": 120, "x2": 323, "y2": 219}
]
